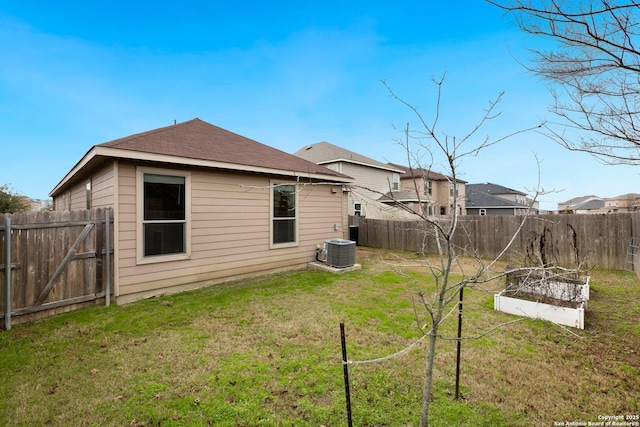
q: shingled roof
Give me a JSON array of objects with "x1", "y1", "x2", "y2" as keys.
[
  {"x1": 466, "y1": 182, "x2": 525, "y2": 196},
  {"x1": 386, "y1": 162, "x2": 465, "y2": 182},
  {"x1": 99, "y1": 118, "x2": 349, "y2": 177},
  {"x1": 465, "y1": 187, "x2": 525, "y2": 208},
  {"x1": 294, "y1": 141, "x2": 403, "y2": 173},
  {"x1": 51, "y1": 119, "x2": 351, "y2": 196}
]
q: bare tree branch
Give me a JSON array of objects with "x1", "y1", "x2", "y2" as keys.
[{"x1": 489, "y1": 0, "x2": 640, "y2": 164}]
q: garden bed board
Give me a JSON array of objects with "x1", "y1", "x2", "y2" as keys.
[
  {"x1": 494, "y1": 291, "x2": 586, "y2": 329},
  {"x1": 495, "y1": 276, "x2": 590, "y2": 329}
]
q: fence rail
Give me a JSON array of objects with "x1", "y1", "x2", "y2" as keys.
[
  {"x1": 1, "y1": 208, "x2": 113, "y2": 329},
  {"x1": 350, "y1": 212, "x2": 640, "y2": 273}
]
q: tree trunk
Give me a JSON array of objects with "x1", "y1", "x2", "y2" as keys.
[{"x1": 419, "y1": 325, "x2": 439, "y2": 427}]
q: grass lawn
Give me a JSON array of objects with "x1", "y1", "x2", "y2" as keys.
[{"x1": 0, "y1": 247, "x2": 638, "y2": 426}]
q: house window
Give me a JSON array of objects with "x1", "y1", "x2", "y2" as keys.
[
  {"x1": 354, "y1": 203, "x2": 362, "y2": 216},
  {"x1": 479, "y1": 208, "x2": 487, "y2": 216},
  {"x1": 86, "y1": 180, "x2": 92, "y2": 209},
  {"x1": 392, "y1": 173, "x2": 400, "y2": 191},
  {"x1": 424, "y1": 179, "x2": 432, "y2": 196},
  {"x1": 271, "y1": 183, "x2": 297, "y2": 246},
  {"x1": 440, "y1": 206, "x2": 446, "y2": 215},
  {"x1": 449, "y1": 183, "x2": 457, "y2": 198},
  {"x1": 137, "y1": 168, "x2": 191, "y2": 263}
]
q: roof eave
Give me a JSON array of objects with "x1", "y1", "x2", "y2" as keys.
[
  {"x1": 49, "y1": 146, "x2": 99, "y2": 197},
  {"x1": 50, "y1": 146, "x2": 354, "y2": 197},
  {"x1": 319, "y1": 158, "x2": 404, "y2": 173}
]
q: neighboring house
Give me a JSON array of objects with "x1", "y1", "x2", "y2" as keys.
[
  {"x1": 558, "y1": 193, "x2": 640, "y2": 214},
  {"x1": 604, "y1": 193, "x2": 640, "y2": 213},
  {"x1": 50, "y1": 118, "x2": 353, "y2": 304},
  {"x1": 28, "y1": 198, "x2": 52, "y2": 212},
  {"x1": 558, "y1": 195, "x2": 605, "y2": 214},
  {"x1": 293, "y1": 142, "x2": 405, "y2": 218},
  {"x1": 379, "y1": 164, "x2": 467, "y2": 216},
  {"x1": 466, "y1": 183, "x2": 538, "y2": 215}
]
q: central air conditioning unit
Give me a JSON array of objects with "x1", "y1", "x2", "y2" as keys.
[{"x1": 325, "y1": 239, "x2": 356, "y2": 268}]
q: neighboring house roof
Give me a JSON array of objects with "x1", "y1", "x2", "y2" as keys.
[
  {"x1": 385, "y1": 162, "x2": 464, "y2": 182},
  {"x1": 559, "y1": 195, "x2": 603, "y2": 211},
  {"x1": 51, "y1": 119, "x2": 352, "y2": 196},
  {"x1": 377, "y1": 191, "x2": 423, "y2": 203},
  {"x1": 560, "y1": 195, "x2": 599, "y2": 205},
  {"x1": 465, "y1": 187, "x2": 527, "y2": 209},
  {"x1": 611, "y1": 192, "x2": 640, "y2": 199},
  {"x1": 294, "y1": 142, "x2": 403, "y2": 173},
  {"x1": 466, "y1": 182, "x2": 526, "y2": 197},
  {"x1": 575, "y1": 199, "x2": 605, "y2": 211}
]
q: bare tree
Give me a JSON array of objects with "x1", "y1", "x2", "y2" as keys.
[
  {"x1": 352, "y1": 76, "x2": 544, "y2": 427},
  {"x1": 489, "y1": 0, "x2": 640, "y2": 165}
]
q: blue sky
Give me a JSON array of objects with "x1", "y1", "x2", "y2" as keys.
[{"x1": 1, "y1": 1, "x2": 638, "y2": 211}]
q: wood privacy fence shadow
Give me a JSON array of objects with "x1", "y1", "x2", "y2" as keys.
[
  {"x1": 350, "y1": 212, "x2": 640, "y2": 274},
  {"x1": 1, "y1": 208, "x2": 113, "y2": 329}
]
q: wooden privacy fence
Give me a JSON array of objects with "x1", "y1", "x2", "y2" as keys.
[
  {"x1": 1, "y1": 208, "x2": 113, "y2": 329},
  {"x1": 350, "y1": 212, "x2": 640, "y2": 272}
]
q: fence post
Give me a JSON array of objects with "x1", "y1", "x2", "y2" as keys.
[
  {"x1": 455, "y1": 286, "x2": 464, "y2": 400},
  {"x1": 105, "y1": 208, "x2": 111, "y2": 307},
  {"x1": 340, "y1": 323, "x2": 353, "y2": 427},
  {"x1": 4, "y1": 216, "x2": 11, "y2": 330}
]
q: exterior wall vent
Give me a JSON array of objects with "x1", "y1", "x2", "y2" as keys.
[{"x1": 325, "y1": 239, "x2": 356, "y2": 268}]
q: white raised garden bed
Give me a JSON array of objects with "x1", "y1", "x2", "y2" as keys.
[{"x1": 494, "y1": 274, "x2": 590, "y2": 329}]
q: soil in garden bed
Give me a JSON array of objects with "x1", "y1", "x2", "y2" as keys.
[{"x1": 501, "y1": 290, "x2": 583, "y2": 309}]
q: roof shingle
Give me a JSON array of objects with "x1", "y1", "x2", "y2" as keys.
[{"x1": 100, "y1": 118, "x2": 347, "y2": 178}]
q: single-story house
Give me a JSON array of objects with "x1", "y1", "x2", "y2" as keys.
[{"x1": 49, "y1": 118, "x2": 353, "y2": 304}]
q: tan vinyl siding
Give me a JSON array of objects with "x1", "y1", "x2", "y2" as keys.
[
  {"x1": 51, "y1": 164, "x2": 115, "y2": 211},
  {"x1": 341, "y1": 163, "x2": 395, "y2": 198},
  {"x1": 115, "y1": 166, "x2": 346, "y2": 301},
  {"x1": 68, "y1": 182, "x2": 86, "y2": 210},
  {"x1": 52, "y1": 193, "x2": 67, "y2": 211},
  {"x1": 91, "y1": 164, "x2": 115, "y2": 208},
  {"x1": 52, "y1": 181, "x2": 90, "y2": 211},
  {"x1": 340, "y1": 163, "x2": 395, "y2": 215}
]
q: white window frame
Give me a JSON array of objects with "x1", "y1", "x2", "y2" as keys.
[
  {"x1": 136, "y1": 166, "x2": 192, "y2": 265},
  {"x1": 392, "y1": 173, "x2": 400, "y2": 191},
  {"x1": 270, "y1": 180, "x2": 299, "y2": 249},
  {"x1": 424, "y1": 179, "x2": 432, "y2": 196},
  {"x1": 479, "y1": 208, "x2": 487, "y2": 216},
  {"x1": 449, "y1": 182, "x2": 457, "y2": 198}
]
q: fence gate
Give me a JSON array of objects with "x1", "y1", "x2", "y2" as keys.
[{"x1": 1, "y1": 208, "x2": 113, "y2": 329}]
